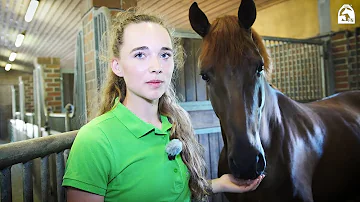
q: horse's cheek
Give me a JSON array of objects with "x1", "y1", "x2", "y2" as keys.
[{"x1": 218, "y1": 148, "x2": 230, "y2": 178}]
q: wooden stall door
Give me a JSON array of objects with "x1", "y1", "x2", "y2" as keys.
[{"x1": 175, "y1": 38, "x2": 208, "y2": 102}]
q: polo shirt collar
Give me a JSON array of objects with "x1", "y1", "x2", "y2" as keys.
[{"x1": 112, "y1": 98, "x2": 173, "y2": 138}]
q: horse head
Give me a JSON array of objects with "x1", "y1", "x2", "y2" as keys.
[{"x1": 189, "y1": 0, "x2": 272, "y2": 180}]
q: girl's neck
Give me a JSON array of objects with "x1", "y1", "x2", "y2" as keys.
[{"x1": 122, "y1": 93, "x2": 160, "y2": 126}]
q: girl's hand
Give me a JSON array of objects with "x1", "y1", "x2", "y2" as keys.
[{"x1": 212, "y1": 174, "x2": 265, "y2": 193}]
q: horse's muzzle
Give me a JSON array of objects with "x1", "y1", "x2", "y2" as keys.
[{"x1": 230, "y1": 152, "x2": 266, "y2": 180}]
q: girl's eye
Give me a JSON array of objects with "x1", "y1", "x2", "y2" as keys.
[
  {"x1": 134, "y1": 52, "x2": 145, "y2": 58},
  {"x1": 161, "y1": 52, "x2": 172, "y2": 59}
]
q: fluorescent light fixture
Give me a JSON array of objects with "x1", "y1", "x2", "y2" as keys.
[
  {"x1": 5, "y1": 64, "x2": 12, "y2": 71},
  {"x1": 9, "y1": 52, "x2": 17, "y2": 61},
  {"x1": 25, "y1": 0, "x2": 39, "y2": 22},
  {"x1": 15, "y1": 33, "x2": 25, "y2": 47}
]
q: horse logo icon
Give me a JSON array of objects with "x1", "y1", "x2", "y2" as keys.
[{"x1": 338, "y1": 4, "x2": 355, "y2": 24}]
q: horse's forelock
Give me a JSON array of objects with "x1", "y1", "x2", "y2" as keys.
[
  {"x1": 198, "y1": 16, "x2": 272, "y2": 81},
  {"x1": 199, "y1": 16, "x2": 247, "y2": 71}
]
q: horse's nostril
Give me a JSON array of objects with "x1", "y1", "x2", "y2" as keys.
[{"x1": 256, "y1": 153, "x2": 266, "y2": 175}]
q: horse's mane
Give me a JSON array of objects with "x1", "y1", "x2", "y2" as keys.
[{"x1": 198, "y1": 15, "x2": 272, "y2": 81}]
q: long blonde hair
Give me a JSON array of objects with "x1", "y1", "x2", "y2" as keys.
[{"x1": 90, "y1": 8, "x2": 209, "y2": 201}]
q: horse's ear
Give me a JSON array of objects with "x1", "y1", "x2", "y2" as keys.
[
  {"x1": 238, "y1": 0, "x2": 257, "y2": 30},
  {"x1": 189, "y1": 2, "x2": 210, "y2": 37}
]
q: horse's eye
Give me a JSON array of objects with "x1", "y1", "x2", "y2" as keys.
[
  {"x1": 200, "y1": 74, "x2": 210, "y2": 82},
  {"x1": 256, "y1": 62, "x2": 264, "y2": 77}
]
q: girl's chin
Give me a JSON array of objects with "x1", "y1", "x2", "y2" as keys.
[{"x1": 143, "y1": 93, "x2": 166, "y2": 102}]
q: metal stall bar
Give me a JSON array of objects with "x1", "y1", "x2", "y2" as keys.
[
  {"x1": 0, "y1": 131, "x2": 77, "y2": 202},
  {"x1": 285, "y1": 42, "x2": 290, "y2": 97},
  {"x1": 290, "y1": 43, "x2": 296, "y2": 99},
  {"x1": 33, "y1": 66, "x2": 47, "y2": 137},
  {"x1": 73, "y1": 30, "x2": 87, "y2": 130},
  {"x1": 99, "y1": 14, "x2": 104, "y2": 87},
  {"x1": 11, "y1": 86, "x2": 16, "y2": 119},
  {"x1": 345, "y1": 31, "x2": 351, "y2": 90},
  {"x1": 94, "y1": 14, "x2": 101, "y2": 89},
  {"x1": 19, "y1": 77, "x2": 25, "y2": 121},
  {"x1": 23, "y1": 161, "x2": 34, "y2": 202},
  {"x1": 295, "y1": 43, "x2": 300, "y2": 100},
  {"x1": 294, "y1": 43, "x2": 300, "y2": 100},
  {"x1": 304, "y1": 44, "x2": 310, "y2": 101},
  {"x1": 263, "y1": 36, "x2": 323, "y2": 45},
  {"x1": 1, "y1": 167, "x2": 12, "y2": 202},
  {"x1": 315, "y1": 44, "x2": 320, "y2": 98},
  {"x1": 0, "y1": 131, "x2": 77, "y2": 171},
  {"x1": 308, "y1": 44, "x2": 313, "y2": 100},
  {"x1": 310, "y1": 44, "x2": 315, "y2": 100},
  {"x1": 278, "y1": 41, "x2": 283, "y2": 91},
  {"x1": 306, "y1": 43, "x2": 312, "y2": 100},
  {"x1": 301, "y1": 43, "x2": 306, "y2": 100},
  {"x1": 56, "y1": 152, "x2": 65, "y2": 202},
  {"x1": 310, "y1": 44, "x2": 316, "y2": 100},
  {"x1": 320, "y1": 44, "x2": 327, "y2": 98},
  {"x1": 41, "y1": 156, "x2": 50, "y2": 202},
  {"x1": 355, "y1": 28, "x2": 359, "y2": 90},
  {"x1": 33, "y1": 68, "x2": 40, "y2": 137},
  {"x1": 94, "y1": 10, "x2": 110, "y2": 90},
  {"x1": 313, "y1": 44, "x2": 319, "y2": 99},
  {"x1": 273, "y1": 40, "x2": 279, "y2": 88},
  {"x1": 100, "y1": 13, "x2": 108, "y2": 85},
  {"x1": 266, "y1": 40, "x2": 278, "y2": 88}
]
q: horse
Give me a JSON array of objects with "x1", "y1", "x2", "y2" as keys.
[
  {"x1": 340, "y1": 8, "x2": 354, "y2": 23},
  {"x1": 188, "y1": 0, "x2": 360, "y2": 201}
]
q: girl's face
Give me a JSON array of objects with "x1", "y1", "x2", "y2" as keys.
[{"x1": 112, "y1": 22, "x2": 175, "y2": 102}]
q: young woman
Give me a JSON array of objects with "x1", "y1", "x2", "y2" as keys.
[{"x1": 62, "y1": 8, "x2": 264, "y2": 202}]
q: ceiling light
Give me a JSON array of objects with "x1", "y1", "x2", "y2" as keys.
[
  {"x1": 5, "y1": 64, "x2": 12, "y2": 71},
  {"x1": 9, "y1": 52, "x2": 17, "y2": 62},
  {"x1": 25, "y1": 0, "x2": 39, "y2": 22},
  {"x1": 15, "y1": 33, "x2": 25, "y2": 47}
]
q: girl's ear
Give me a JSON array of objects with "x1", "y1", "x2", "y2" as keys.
[{"x1": 111, "y1": 59, "x2": 123, "y2": 77}]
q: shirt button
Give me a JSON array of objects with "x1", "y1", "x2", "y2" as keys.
[{"x1": 174, "y1": 168, "x2": 178, "y2": 173}]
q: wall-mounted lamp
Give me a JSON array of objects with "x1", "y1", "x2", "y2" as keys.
[
  {"x1": 25, "y1": 0, "x2": 40, "y2": 22},
  {"x1": 15, "y1": 32, "x2": 25, "y2": 47},
  {"x1": 9, "y1": 52, "x2": 17, "y2": 62},
  {"x1": 5, "y1": 64, "x2": 12, "y2": 71}
]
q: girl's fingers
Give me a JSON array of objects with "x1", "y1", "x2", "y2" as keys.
[
  {"x1": 249, "y1": 179, "x2": 260, "y2": 188},
  {"x1": 247, "y1": 175, "x2": 265, "y2": 190},
  {"x1": 227, "y1": 174, "x2": 265, "y2": 193}
]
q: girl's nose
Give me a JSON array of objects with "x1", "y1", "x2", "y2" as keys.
[{"x1": 149, "y1": 57, "x2": 162, "y2": 73}]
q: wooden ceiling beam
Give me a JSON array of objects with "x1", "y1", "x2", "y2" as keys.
[{"x1": 31, "y1": 0, "x2": 79, "y2": 56}]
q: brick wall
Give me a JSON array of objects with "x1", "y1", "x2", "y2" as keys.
[
  {"x1": 331, "y1": 28, "x2": 360, "y2": 92},
  {"x1": 36, "y1": 57, "x2": 62, "y2": 113},
  {"x1": 22, "y1": 75, "x2": 34, "y2": 112}
]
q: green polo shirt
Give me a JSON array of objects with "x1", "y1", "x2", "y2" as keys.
[{"x1": 62, "y1": 100, "x2": 191, "y2": 202}]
